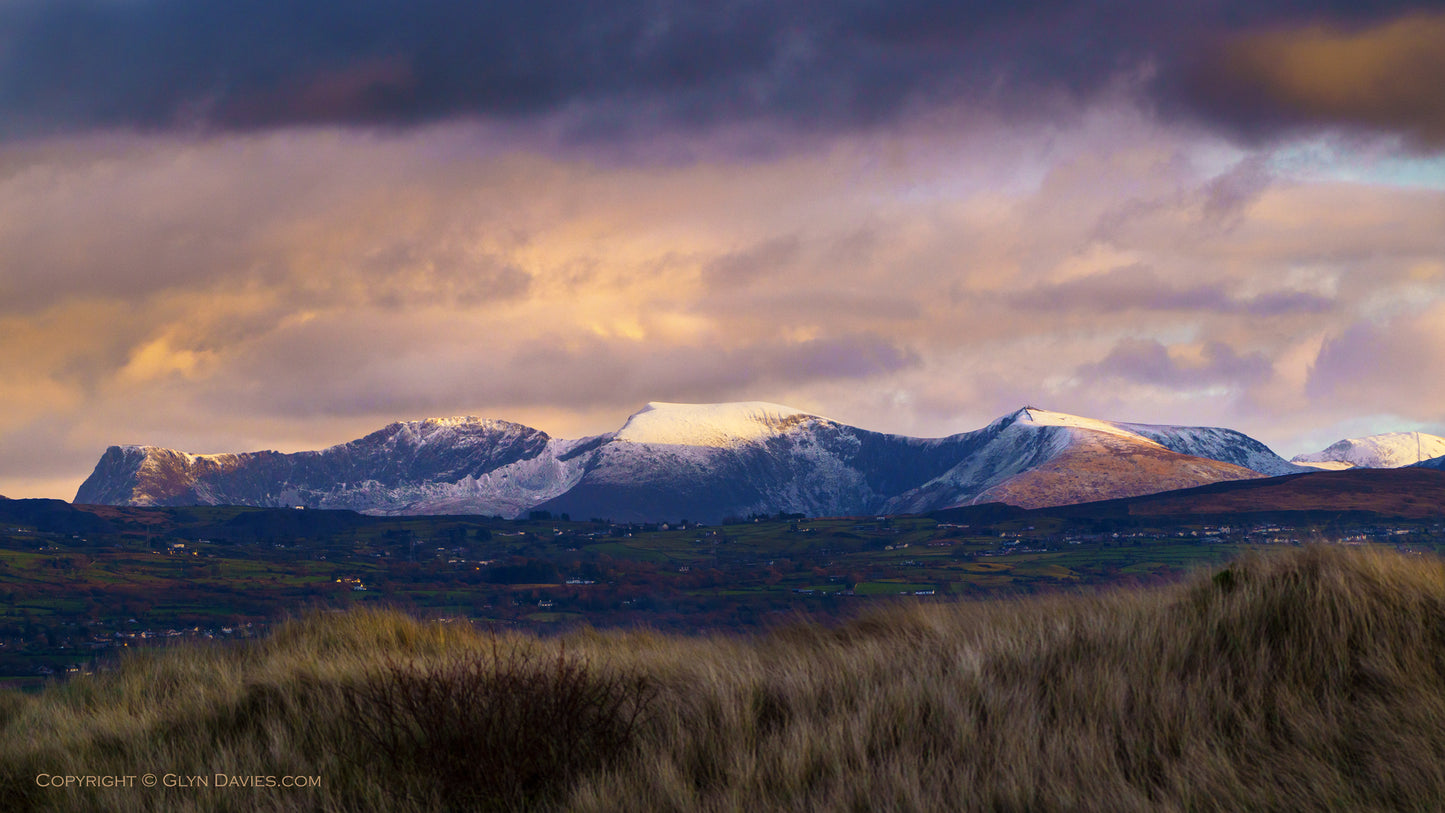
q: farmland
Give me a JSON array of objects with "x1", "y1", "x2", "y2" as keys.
[{"x1": 4, "y1": 498, "x2": 1443, "y2": 687}]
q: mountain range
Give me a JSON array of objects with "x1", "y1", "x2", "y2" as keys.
[
  {"x1": 1290, "y1": 432, "x2": 1445, "y2": 470},
  {"x1": 75, "y1": 402, "x2": 1322, "y2": 522}
]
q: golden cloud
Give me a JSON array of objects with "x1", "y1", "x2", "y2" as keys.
[
  {"x1": 1219, "y1": 13, "x2": 1445, "y2": 145},
  {"x1": 2, "y1": 119, "x2": 1445, "y2": 498}
]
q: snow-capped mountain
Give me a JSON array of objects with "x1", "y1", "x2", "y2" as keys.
[
  {"x1": 871, "y1": 407, "x2": 1282, "y2": 514},
  {"x1": 1111, "y1": 420, "x2": 1306, "y2": 477},
  {"x1": 1291, "y1": 432, "x2": 1445, "y2": 470},
  {"x1": 75, "y1": 402, "x2": 1303, "y2": 521},
  {"x1": 75, "y1": 417, "x2": 589, "y2": 517},
  {"x1": 535, "y1": 402, "x2": 980, "y2": 521}
]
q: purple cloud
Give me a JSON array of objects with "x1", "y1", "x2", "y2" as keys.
[
  {"x1": 1080, "y1": 338, "x2": 1272, "y2": 388},
  {"x1": 1008, "y1": 265, "x2": 1333, "y2": 315}
]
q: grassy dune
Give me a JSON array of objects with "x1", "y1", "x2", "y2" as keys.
[{"x1": 4, "y1": 544, "x2": 1445, "y2": 811}]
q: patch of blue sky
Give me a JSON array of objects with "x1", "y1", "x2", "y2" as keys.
[{"x1": 1267, "y1": 136, "x2": 1445, "y2": 190}]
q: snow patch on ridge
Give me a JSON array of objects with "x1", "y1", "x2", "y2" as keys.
[
  {"x1": 1294, "y1": 460, "x2": 1355, "y2": 471},
  {"x1": 1009, "y1": 407, "x2": 1162, "y2": 444},
  {"x1": 339, "y1": 436, "x2": 597, "y2": 517},
  {"x1": 119, "y1": 445, "x2": 242, "y2": 467},
  {"x1": 614, "y1": 401, "x2": 823, "y2": 447}
]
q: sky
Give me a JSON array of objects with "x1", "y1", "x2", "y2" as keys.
[{"x1": 2, "y1": 1, "x2": 1445, "y2": 500}]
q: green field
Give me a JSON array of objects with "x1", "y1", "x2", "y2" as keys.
[{"x1": 0, "y1": 503, "x2": 1440, "y2": 685}]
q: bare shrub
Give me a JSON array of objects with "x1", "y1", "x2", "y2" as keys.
[{"x1": 341, "y1": 638, "x2": 655, "y2": 810}]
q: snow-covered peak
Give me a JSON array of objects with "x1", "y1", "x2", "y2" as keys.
[
  {"x1": 614, "y1": 401, "x2": 823, "y2": 447},
  {"x1": 394, "y1": 416, "x2": 522, "y2": 433},
  {"x1": 1005, "y1": 407, "x2": 1153, "y2": 443},
  {"x1": 985, "y1": 407, "x2": 1300, "y2": 476},
  {"x1": 416, "y1": 416, "x2": 485, "y2": 427},
  {"x1": 1292, "y1": 432, "x2": 1445, "y2": 469}
]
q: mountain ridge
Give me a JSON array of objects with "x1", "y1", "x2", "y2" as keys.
[
  {"x1": 75, "y1": 403, "x2": 1304, "y2": 521},
  {"x1": 1292, "y1": 431, "x2": 1445, "y2": 470}
]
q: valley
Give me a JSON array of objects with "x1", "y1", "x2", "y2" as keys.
[
  {"x1": 4, "y1": 493, "x2": 1442, "y2": 688},
  {"x1": 17, "y1": 403, "x2": 1445, "y2": 689}
]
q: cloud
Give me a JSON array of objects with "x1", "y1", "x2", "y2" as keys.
[
  {"x1": 2, "y1": 115, "x2": 1444, "y2": 497},
  {"x1": 0, "y1": 129, "x2": 566, "y2": 316},
  {"x1": 1, "y1": 1, "x2": 1438, "y2": 147},
  {"x1": 1008, "y1": 264, "x2": 1333, "y2": 315},
  {"x1": 1306, "y1": 303, "x2": 1445, "y2": 415},
  {"x1": 199, "y1": 312, "x2": 919, "y2": 421},
  {"x1": 1200, "y1": 154, "x2": 1274, "y2": 222},
  {"x1": 0, "y1": 418, "x2": 95, "y2": 482},
  {"x1": 702, "y1": 235, "x2": 801, "y2": 289},
  {"x1": 0, "y1": 0, "x2": 1042, "y2": 136},
  {"x1": 1079, "y1": 338, "x2": 1273, "y2": 390},
  {"x1": 1186, "y1": 12, "x2": 1445, "y2": 147}
]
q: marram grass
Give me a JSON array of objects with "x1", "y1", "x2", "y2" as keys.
[{"x1": 3, "y1": 545, "x2": 1445, "y2": 811}]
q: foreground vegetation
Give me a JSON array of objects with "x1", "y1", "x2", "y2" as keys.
[{"x1": 4, "y1": 544, "x2": 1445, "y2": 811}]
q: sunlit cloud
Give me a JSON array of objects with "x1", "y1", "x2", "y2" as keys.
[
  {"x1": 2, "y1": 5, "x2": 1444, "y2": 498},
  {"x1": 2, "y1": 114, "x2": 1443, "y2": 498},
  {"x1": 1197, "y1": 13, "x2": 1445, "y2": 147}
]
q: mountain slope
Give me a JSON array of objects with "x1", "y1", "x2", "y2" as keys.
[
  {"x1": 76, "y1": 403, "x2": 1301, "y2": 521},
  {"x1": 75, "y1": 418, "x2": 596, "y2": 517},
  {"x1": 1114, "y1": 421, "x2": 1306, "y2": 476},
  {"x1": 535, "y1": 402, "x2": 979, "y2": 521},
  {"x1": 1292, "y1": 432, "x2": 1445, "y2": 469},
  {"x1": 937, "y1": 466, "x2": 1445, "y2": 525},
  {"x1": 1414, "y1": 454, "x2": 1445, "y2": 472},
  {"x1": 880, "y1": 408, "x2": 1271, "y2": 512}
]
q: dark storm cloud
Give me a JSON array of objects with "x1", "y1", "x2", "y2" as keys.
[
  {"x1": 1, "y1": 0, "x2": 1438, "y2": 142},
  {"x1": 1181, "y1": 11, "x2": 1445, "y2": 147}
]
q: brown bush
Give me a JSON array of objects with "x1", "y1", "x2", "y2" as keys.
[{"x1": 340, "y1": 639, "x2": 655, "y2": 810}]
